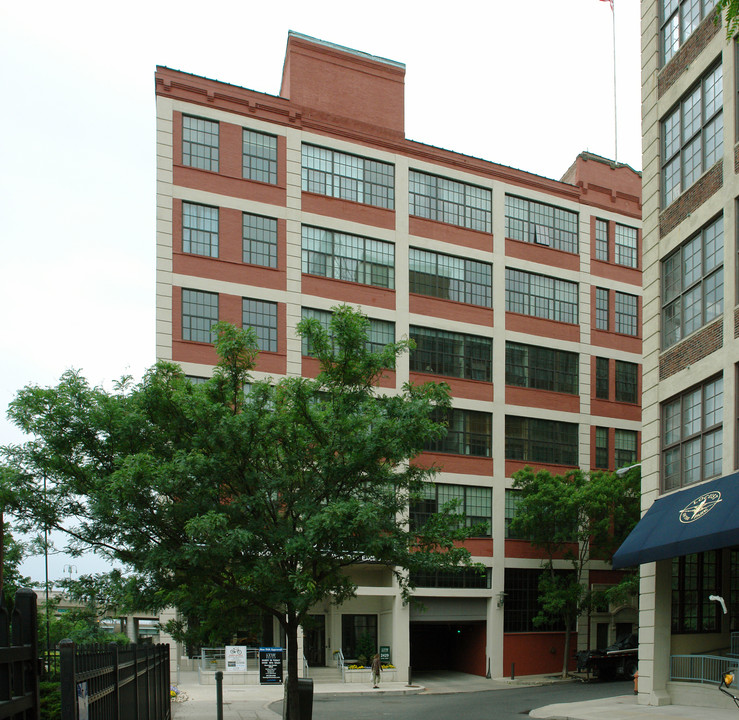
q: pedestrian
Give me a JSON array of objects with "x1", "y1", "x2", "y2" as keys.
[{"x1": 371, "y1": 653, "x2": 382, "y2": 689}]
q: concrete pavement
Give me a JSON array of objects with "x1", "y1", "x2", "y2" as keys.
[{"x1": 169, "y1": 669, "x2": 739, "y2": 720}]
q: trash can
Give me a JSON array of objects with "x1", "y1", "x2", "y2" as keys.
[{"x1": 297, "y1": 678, "x2": 314, "y2": 720}]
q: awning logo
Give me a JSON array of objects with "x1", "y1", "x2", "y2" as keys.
[{"x1": 679, "y1": 491, "x2": 722, "y2": 524}]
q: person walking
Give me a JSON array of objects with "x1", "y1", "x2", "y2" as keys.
[{"x1": 371, "y1": 653, "x2": 382, "y2": 689}]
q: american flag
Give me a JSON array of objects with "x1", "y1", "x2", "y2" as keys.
[{"x1": 600, "y1": 0, "x2": 614, "y2": 9}]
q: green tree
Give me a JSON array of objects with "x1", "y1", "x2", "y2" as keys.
[
  {"x1": 2, "y1": 306, "x2": 475, "y2": 719},
  {"x1": 716, "y1": 1, "x2": 739, "y2": 39},
  {"x1": 510, "y1": 465, "x2": 639, "y2": 678}
]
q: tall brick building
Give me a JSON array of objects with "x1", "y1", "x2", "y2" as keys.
[
  {"x1": 155, "y1": 32, "x2": 642, "y2": 679},
  {"x1": 613, "y1": 0, "x2": 739, "y2": 709}
]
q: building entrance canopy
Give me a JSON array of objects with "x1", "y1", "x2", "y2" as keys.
[{"x1": 612, "y1": 472, "x2": 739, "y2": 569}]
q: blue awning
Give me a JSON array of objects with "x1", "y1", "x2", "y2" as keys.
[{"x1": 612, "y1": 472, "x2": 739, "y2": 569}]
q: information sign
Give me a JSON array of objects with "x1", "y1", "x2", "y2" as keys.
[
  {"x1": 259, "y1": 647, "x2": 284, "y2": 684},
  {"x1": 380, "y1": 645, "x2": 390, "y2": 662},
  {"x1": 225, "y1": 645, "x2": 247, "y2": 672}
]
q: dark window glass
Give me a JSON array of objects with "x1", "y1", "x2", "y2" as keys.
[
  {"x1": 504, "y1": 569, "x2": 566, "y2": 632},
  {"x1": 615, "y1": 292, "x2": 638, "y2": 336},
  {"x1": 182, "y1": 289, "x2": 218, "y2": 343},
  {"x1": 595, "y1": 427, "x2": 609, "y2": 469},
  {"x1": 183, "y1": 202, "x2": 219, "y2": 257},
  {"x1": 410, "y1": 567, "x2": 490, "y2": 589},
  {"x1": 615, "y1": 429, "x2": 638, "y2": 469},
  {"x1": 301, "y1": 308, "x2": 394, "y2": 357},
  {"x1": 243, "y1": 129, "x2": 277, "y2": 184},
  {"x1": 505, "y1": 268, "x2": 578, "y2": 324},
  {"x1": 672, "y1": 551, "x2": 721, "y2": 633},
  {"x1": 505, "y1": 416, "x2": 578, "y2": 467},
  {"x1": 505, "y1": 342, "x2": 578, "y2": 395},
  {"x1": 409, "y1": 248, "x2": 491, "y2": 307},
  {"x1": 341, "y1": 615, "x2": 377, "y2": 660},
  {"x1": 410, "y1": 483, "x2": 491, "y2": 537},
  {"x1": 596, "y1": 357, "x2": 610, "y2": 400},
  {"x1": 595, "y1": 219, "x2": 609, "y2": 261},
  {"x1": 505, "y1": 195, "x2": 578, "y2": 254},
  {"x1": 595, "y1": 288, "x2": 609, "y2": 330},
  {"x1": 410, "y1": 326, "x2": 492, "y2": 381},
  {"x1": 243, "y1": 213, "x2": 278, "y2": 268},
  {"x1": 182, "y1": 115, "x2": 219, "y2": 171},
  {"x1": 615, "y1": 361, "x2": 638, "y2": 403},
  {"x1": 243, "y1": 299, "x2": 278, "y2": 352},
  {"x1": 425, "y1": 408, "x2": 492, "y2": 457}
]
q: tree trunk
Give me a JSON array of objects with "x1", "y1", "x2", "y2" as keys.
[
  {"x1": 561, "y1": 616, "x2": 572, "y2": 679},
  {"x1": 285, "y1": 615, "x2": 301, "y2": 720}
]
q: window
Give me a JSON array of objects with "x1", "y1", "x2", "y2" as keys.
[
  {"x1": 301, "y1": 144, "x2": 394, "y2": 209},
  {"x1": 410, "y1": 326, "x2": 492, "y2": 381},
  {"x1": 662, "y1": 215, "x2": 723, "y2": 348},
  {"x1": 301, "y1": 308, "x2": 394, "y2": 356},
  {"x1": 661, "y1": 0, "x2": 720, "y2": 65},
  {"x1": 243, "y1": 129, "x2": 277, "y2": 184},
  {"x1": 662, "y1": 62, "x2": 722, "y2": 207},
  {"x1": 615, "y1": 292, "x2": 638, "y2": 336},
  {"x1": 504, "y1": 569, "x2": 565, "y2": 632},
  {"x1": 410, "y1": 483, "x2": 491, "y2": 536},
  {"x1": 182, "y1": 115, "x2": 219, "y2": 171},
  {"x1": 409, "y1": 170, "x2": 492, "y2": 232},
  {"x1": 505, "y1": 342, "x2": 578, "y2": 395},
  {"x1": 595, "y1": 219, "x2": 609, "y2": 261},
  {"x1": 595, "y1": 427, "x2": 609, "y2": 469},
  {"x1": 672, "y1": 551, "x2": 721, "y2": 633},
  {"x1": 505, "y1": 268, "x2": 578, "y2": 324},
  {"x1": 505, "y1": 489, "x2": 528, "y2": 539},
  {"x1": 409, "y1": 248, "x2": 491, "y2": 306},
  {"x1": 186, "y1": 375, "x2": 209, "y2": 385},
  {"x1": 410, "y1": 567, "x2": 490, "y2": 589},
  {"x1": 595, "y1": 357, "x2": 609, "y2": 400},
  {"x1": 615, "y1": 429, "x2": 638, "y2": 469},
  {"x1": 341, "y1": 614, "x2": 377, "y2": 660},
  {"x1": 505, "y1": 416, "x2": 578, "y2": 466},
  {"x1": 182, "y1": 289, "x2": 218, "y2": 342},
  {"x1": 505, "y1": 195, "x2": 578, "y2": 254},
  {"x1": 663, "y1": 376, "x2": 722, "y2": 491},
  {"x1": 615, "y1": 224, "x2": 638, "y2": 268},
  {"x1": 302, "y1": 226, "x2": 394, "y2": 289},
  {"x1": 425, "y1": 408, "x2": 492, "y2": 457},
  {"x1": 182, "y1": 202, "x2": 218, "y2": 257},
  {"x1": 243, "y1": 299, "x2": 277, "y2": 352},
  {"x1": 243, "y1": 213, "x2": 278, "y2": 268},
  {"x1": 615, "y1": 361, "x2": 638, "y2": 403},
  {"x1": 595, "y1": 288, "x2": 610, "y2": 330}
]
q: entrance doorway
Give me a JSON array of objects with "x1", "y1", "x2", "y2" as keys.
[
  {"x1": 304, "y1": 615, "x2": 326, "y2": 667},
  {"x1": 410, "y1": 621, "x2": 486, "y2": 676}
]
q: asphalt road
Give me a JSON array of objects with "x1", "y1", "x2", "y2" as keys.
[{"x1": 271, "y1": 676, "x2": 632, "y2": 720}]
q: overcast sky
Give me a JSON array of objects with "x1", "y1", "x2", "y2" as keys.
[{"x1": 1, "y1": 0, "x2": 642, "y2": 582}]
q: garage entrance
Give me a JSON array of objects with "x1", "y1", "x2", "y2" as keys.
[{"x1": 410, "y1": 621, "x2": 486, "y2": 676}]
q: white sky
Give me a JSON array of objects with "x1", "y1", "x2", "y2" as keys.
[{"x1": 1, "y1": 0, "x2": 642, "y2": 583}]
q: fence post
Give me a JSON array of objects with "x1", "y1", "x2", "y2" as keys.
[
  {"x1": 60, "y1": 638, "x2": 77, "y2": 720},
  {"x1": 109, "y1": 642, "x2": 120, "y2": 720},
  {"x1": 0, "y1": 595, "x2": 10, "y2": 705},
  {"x1": 215, "y1": 670, "x2": 224, "y2": 720},
  {"x1": 13, "y1": 589, "x2": 39, "y2": 718}
]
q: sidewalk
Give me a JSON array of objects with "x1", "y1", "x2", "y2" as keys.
[{"x1": 169, "y1": 670, "x2": 739, "y2": 720}]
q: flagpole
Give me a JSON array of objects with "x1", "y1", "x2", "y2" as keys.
[{"x1": 612, "y1": 0, "x2": 618, "y2": 162}]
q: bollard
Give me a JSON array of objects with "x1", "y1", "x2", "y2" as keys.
[
  {"x1": 216, "y1": 670, "x2": 224, "y2": 720},
  {"x1": 407, "y1": 665, "x2": 412, "y2": 686},
  {"x1": 511, "y1": 662, "x2": 515, "y2": 680}
]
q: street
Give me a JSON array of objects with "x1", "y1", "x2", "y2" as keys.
[{"x1": 271, "y1": 675, "x2": 633, "y2": 719}]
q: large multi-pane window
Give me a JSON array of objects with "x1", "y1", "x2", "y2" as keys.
[
  {"x1": 302, "y1": 226, "x2": 394, "y2": 289},
  {"x1": 300, "y1": 308, "x2": 394, "y2": 356},
  {"x1": 341, "y1": 615, "x2": 377, "y2": 660},
  {"x1": 663, "y1": 376, "x2": 723, "y2": 491},
  {"x1": 183, "y1": 202, "x2": 219, "y2": 257},
  {"x1": 182, "y1": 115, "x2": 219, "y2": 171},
  {"x1": 504, "y1": 569, "x2": 565, "y2": 632},
  {"x1": 615, "y1": 292, "x2": 639, "y2": 336},
  {"x1": 243, "y1": 299, "x2": 278, "y2": 352},
  {"x1": 615, "y1": 361, "x2": 638, "y2": 403},
  {"x1": 182, "y1": 289, "x2": 218, "y2": 342},
  {"x1": 505, "y1": 269, "x2": 578, "y2": 324},
  {"x1": 410, "y1": 326, "x2": 492, "y2": 381},
  {"x1": 425, "y1": 408, "x2": 492, "y2": 457},
  {"x1": 595, "y1": 427, "x2": 609, "y2": 469},
  {"x1": 662, "y1": 215, "x2": 723, "y2": 348},
  {"x1": 411, "y1": 567, "x2": 490, "y2": 589},
  {"x1": 595, "y1": 288, "x2": 609, "y2": 330},
  {"x1": 505, "y1": 195, "x2": 578, "y2": 254},
  {"x1": 615, "y1": 224, "x2": 638, "y2": 268},
  {"x1": 409, "y1": 170, "x2": 492, "y2": 232},
  {"x1": 505, "y1": 416, "x2": 578, "y2": 466},
  {"x1": 301, "y1": 144, "x2": 394, "y2": 209},
  {"x1": 409, "y1": 248, "x2": 491, "y2": 306},
  {"x1": 243, "y1": 213, "x2": 278, "y2": 268},
  {"x1": 661, "y1": 0, "x2": 720, "y2": 65},
  {"x1": 505, "y1": 342, "x2": 578, "y2": 395},
  {"x1": 243, "y1": 129, "x2": 277, "y2": 184},
  {"x1": 595, "y1": 219, "x2": 609, "y2": 261},
  {"x1": 615, "y1": 429, "x2": 638, "y2": 469},
  {"x1": 662, "y1": 62, "x2": 723, "y2": 207},
  {"x1": 672, "y1": 551, "x2": 721, "y2": 633},
  {"x1": 410, "y1": 483, "x2": 491, "y2": 536},
  {"x1": 504, "y1": 490, "x2": 528, "y2": 539},
  {"x1": 595, "y1": 357, "x2": 609, "y2": 399}
]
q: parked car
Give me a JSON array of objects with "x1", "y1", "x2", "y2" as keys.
[{"x1": 576, "y1": 632, "x2": 638, "y2": 680}]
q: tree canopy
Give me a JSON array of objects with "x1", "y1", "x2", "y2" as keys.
[
  {"x1": 509, "y1": 465, "x2": 640, "y2": 677},
  {"x1": 716, "y1": 1, "x2": 739, "y2": 39},
  {"x1": 2, "y1": 306, "x2": 476, "y2": 718}
]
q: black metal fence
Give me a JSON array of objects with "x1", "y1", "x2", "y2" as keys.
[
  {"x1": 0, "y1": 588, "x2": 40, "y2": 720},
  {"x1": 60, "y1": 640, "x2": 170, "y2": 720}
]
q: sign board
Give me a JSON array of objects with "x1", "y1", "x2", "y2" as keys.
[
  {"x1": 259, "y1": 647, "x2": 284, "y2": 684},
  {"x1": 225, "y1": 645, "x2": 247, "y2": 672},
  {"x1": 380, "y1": 645, "x2": 390, "y2": 663},
  {"x1": 77, "y1": 682, "x2": 89, "y2": 720}
]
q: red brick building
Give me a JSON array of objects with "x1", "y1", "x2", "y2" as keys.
[{"x1": 155, "y1": 31, "x2": 642, "y2": 678}]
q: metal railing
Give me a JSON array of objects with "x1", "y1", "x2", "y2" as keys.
[
  {"x1": 731, "y1": 632, "x2": 739, "y2": 657},
  {"x1": 335, "y1": 649, "x2": 345, "y2": 683},
  {"x1": 670, "y1": 654, "x2": 737, "y2": 685},
  {"x1": 303, "y1": 655, "x2": 309, "y2": 678}
]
